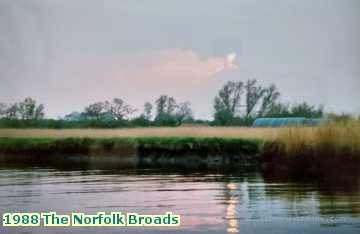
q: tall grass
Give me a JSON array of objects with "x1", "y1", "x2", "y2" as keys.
[
  {"x1": 263, "y1": 120, "x2": 360, "y2": 177},
  {"x1": 1, "y1": 123, "x2": 359, "y2": 157},
  {"x1": 0, "y1": 123, "x2": 359, "y2": 178},
  {"x1": 275, "y1": 120, "x2": 360, "y2": 157}
]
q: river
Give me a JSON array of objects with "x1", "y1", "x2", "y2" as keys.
[{"x1": 0, "y1": 162, "x2": 359, "y2": 234}]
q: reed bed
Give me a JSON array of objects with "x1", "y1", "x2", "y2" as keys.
[
  {"x1": 1, "y1": 123, "x2": 359, "y2": 157},
  {"x1": 263, "y1": 120, "x2": 360, "y2": 177},
  {"x1": 1, "y1": 123, "x2": 359, "y2": 155},
  {"x1": 0, "y1": 122, "x2": 359, "y2": 178},
  {"x1": 274, "y1": 120, "x2": 360, "y2": 157}
]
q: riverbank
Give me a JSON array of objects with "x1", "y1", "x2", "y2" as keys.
[
  {"x1": 261, "y1": 121, "x2": 360, "y2": 178},
  {"x1": 0, "y1": 137, "x2": 262, "y2": 169},
  {"x1": 0, "y1": 122, "x2": 359, "y2": 178}
]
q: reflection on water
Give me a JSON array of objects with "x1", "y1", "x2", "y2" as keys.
[
  {"x1": 0, "y1": 162, "x2": 359, "y2": 234},
  {"x1": 225, "y1": 183, "x2": 239, "y2": 233}
]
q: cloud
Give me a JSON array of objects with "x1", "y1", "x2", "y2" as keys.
[
  {"x1": 6, "y1": 48, "x2": 239, "y2": 118},
  {"x1": 110, "y1": 48, "x2": 239, "y2": 86},
  {"x1": 226, "y1": 52, "x2": 239, "y2": 69}
]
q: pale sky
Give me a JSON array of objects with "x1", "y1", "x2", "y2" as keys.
[{"x1": 0, "y1": 0, "x2": 359, "y2": 119}]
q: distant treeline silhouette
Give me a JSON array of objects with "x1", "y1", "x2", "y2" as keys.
[{"x1": 0, "y1": 79, "x2": 350, "y2": 128}]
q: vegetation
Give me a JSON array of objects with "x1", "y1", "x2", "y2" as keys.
[
  {"x1": 0, "y1": 118, "x2": 136, "y2": 129},
  {"x1": 262, "y1": 119, "x2": 360, "y2": 178},
  {"x1": 0, "y1": 127, "x2": 277, "y2": 139},
  {"x1": 0, "y1": 120, "x2": 359, "y2": 177},
  {"x1": 0, "y1": 97, "x2": 44, "y2": 120},
  {"x1": 0, "y1": 79, "x2": 339, "y2": 129},
  {"x1": 0, "y1": 136, "x2": 261, "y2": 157},
  {"x1": 265, "y1": 102, "x2": 324, "y2": 118},
  {"x1": 213, "y1": 79, "x2": 281, "y2": 125}
]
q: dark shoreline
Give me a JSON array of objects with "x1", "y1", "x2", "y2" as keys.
[
  {"x1": 0, "y1": 137, "x2": 359, "y2": 179},
  {"x1": 0, "y1": 137, "x2": 261, "y2": 169}
]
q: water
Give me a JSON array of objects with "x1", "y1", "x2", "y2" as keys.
[{"x1": 0, "y1": 163, "x2": 359, "y2": 234}]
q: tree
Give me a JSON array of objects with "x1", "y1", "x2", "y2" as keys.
[
  {"x1": 155, "y1": 95, "x2": 168, "y2": 117},
  {"x1": 155, "y1": 95, "x2": 177, "y2": 116},
  {"x1": 154, "y1": 95, "x2": 179, "y2": 126},
  {"x1": 34, "y1": 104, "x2": 45, "y2": 120},
  {"x1": 17, "y1": 97, "x2": 45, "y2": 120},
  {"x1": 105, "y1": 98, "x2": 136, "y2": 120},
  {"x1": 18, "y1": 98, "x2": 36, "y2": 120},
  {"x1": 166, "y1": 97, "x2": 177, "y2": 115},
  {"x1": 176, "y1": 102, "x2": 194, "y2": 123},
  {"x1": 155, "y1": 95, "x2": 174, "y2": 118},
  {"x1": 0, "y1": 103, "x2": 7, "y2": 118},
  {"x1": 4, "y1": 103, "x2": 19, "y2": 119},
  {"x1": 143, "y1": 102, "x2": 153, "y2": 121},
  {"x1": 213, "y1": 81, "x2": 244, "y2": 124},
  {"x1": 262, "y1": 102, "x2": 324, "y2": 118},
  {"x1": 258, "y1": 85, "x2": 280, "y2": 117},
  {"x1": 245, "y1": 79, "x2": 265, "y2": 118},
  {"x1": 263, "y1": 102, "x2": 291, "y2": 117},
  {"x1": 213, "y1": 80, "x2": 282, "y2": 125},
  {"x1": 64, "y1": 111, "x2": 83, "y2": 121},
  {"x1": 84, "y1": 102, "x2": 105, "y2": 120},
  {"x1": 291, "y1": 102, "x2": 323, "y2": 118}
]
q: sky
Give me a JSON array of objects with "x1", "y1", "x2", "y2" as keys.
[{"x1": 0, "y1": 0, "x2": 359, "y2": 119}]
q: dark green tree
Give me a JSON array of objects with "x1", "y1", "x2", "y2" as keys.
[
  {"x1": 18, "y1": 97, "x2": 45, "y2": 120},
  {"x1": 213, "y1": 81, "x2": 244, "y2": 125},
  {"x1": 290, "y1": 102, "x2": 323, "y2": 118},
  {"x1": 176, "y1": 102, "x2": 194, "y2": 123},
  {"x1": 84, "y1": 102, "x2": 105, "y2": 120},
  {"x1": 143, "y1": 102, "x2": 153, "y2": 121},
  {"x1": 154, "y1": 95, "x2": 178, "y2": 126},
  {"x1": 105, "y1": 98, "x2": 136, "y2": 120},
  {"x1": 0, "y1": 103, "x2": 7, "y2": 118},
  {"x1": 245, "y1": 79, "x2": 265, "y2": 118},
  {"x1": 258, "y1": 85, "x2": 280, "y2": 117}
]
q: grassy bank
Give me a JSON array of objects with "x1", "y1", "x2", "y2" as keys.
[
  {"x1": 0, "y1": 137, "x2": 261, "y2": 157},
  {"x1": 0, "y1": 122, "x2": 359, "y2": 177},
  {"x1": 262, "y1": 120, "x2": 360, "y2": 177}
]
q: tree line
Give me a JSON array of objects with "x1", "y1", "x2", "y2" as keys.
[
  {"x1": 212, "y1": 79, "x2": 324, "y2": 125},
  {"x1": 0, "y1": 79, "x2": 331, "y2": 128},
  {"x1": 61, "y1": 95, "x2": 194, "y2": 127}
]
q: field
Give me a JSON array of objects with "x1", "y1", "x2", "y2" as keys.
[{"x1": 0, "y1": 127, "x2": 278, "y2": 140}]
